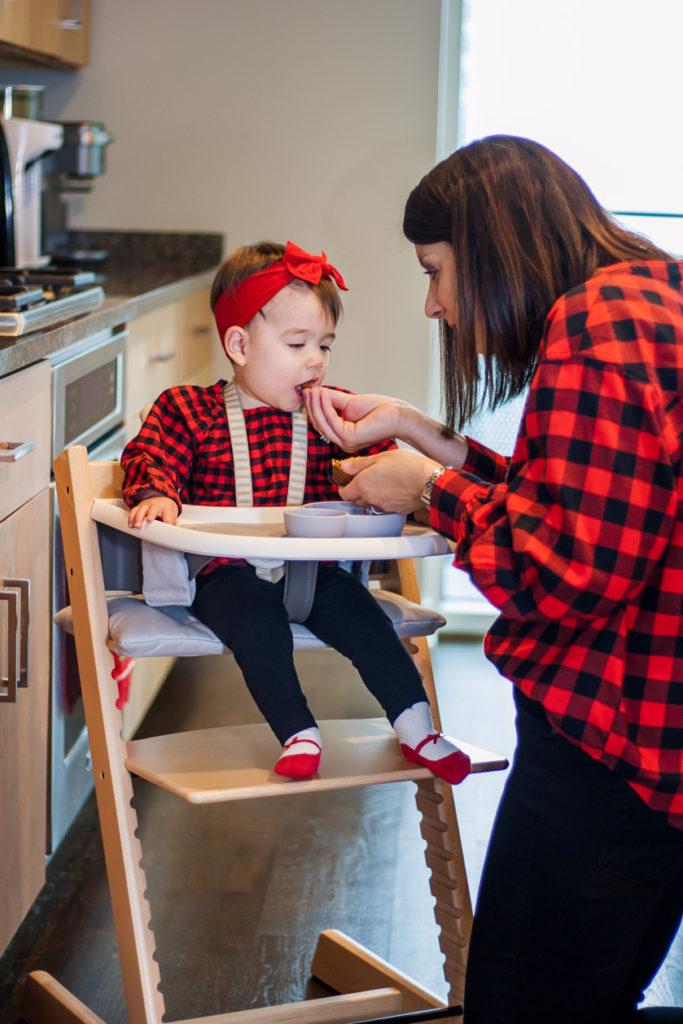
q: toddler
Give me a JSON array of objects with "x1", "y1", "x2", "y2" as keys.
[{"x1": 121, "y1": 240, "x2": 470, "y2": 784}]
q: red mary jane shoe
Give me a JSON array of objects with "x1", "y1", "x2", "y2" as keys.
[
  {"x1": 273, "y1": 737, "x2": 322, "y2": 779},
  {"x1": 401, "y1": 733, "x2": 471, "y2": 785}
]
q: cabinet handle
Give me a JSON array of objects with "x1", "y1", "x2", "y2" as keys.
[
  {"x1": 148, "y1": 351, "x2": 176, "y2": 363},
  {"x1": 192, "y1": 325, "x2": 213, "y2": 337},
  {"x1": 60, "y1": 0, "x2": 83, "y2": 28},
  {"x1": 0, "y1": 579, "x2": 29, "y2": 701},
  {"x1": 0, "y1": 588, "x2": 18, "y2": 703},
  {"x1": 0, "y1": 441, "x2": 35, "y2": 462}
]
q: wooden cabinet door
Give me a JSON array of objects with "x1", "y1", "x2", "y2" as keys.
[
  {"x1": 0, "y1": 0, "x2": 90, "y2": 67},
  {"x1": 0, "y1": 487, "x2": 50, "y2": 953},
  {"x1": 0, "y1": 0, "x2": 33, "y2": 49},
  {"x1": 177, "y1": 286, "x2": 217, "y2": 387},
  {"x1": 0, "y1": 360, "x2": 51, "y2": 523}
]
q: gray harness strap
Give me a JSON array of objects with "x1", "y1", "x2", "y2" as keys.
[{"x1": 221, "y1": 379, "x2": 318, "y2": 622}]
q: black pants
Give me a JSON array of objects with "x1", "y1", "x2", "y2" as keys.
[
  {"x1": 193, "y1": 564, "x2": 428, "y2": 744},
  {"x1": 464, "y1": 690, "x2": 683, "y2": 1023}
]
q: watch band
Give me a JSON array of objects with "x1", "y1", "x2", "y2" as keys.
[{"x1": 420, "y1": 466, "x2": 450, "y2": 509}]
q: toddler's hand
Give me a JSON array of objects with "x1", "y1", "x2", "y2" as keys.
[{"x1": 128, "y1": 496, "x2": 178, "y2": 529}]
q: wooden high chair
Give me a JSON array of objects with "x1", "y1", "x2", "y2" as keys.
[{"x1": 21, "y1": 444, "x2": 507, "y2": 1024}]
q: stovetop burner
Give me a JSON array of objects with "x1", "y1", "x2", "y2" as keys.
[{"x1": 0, "y1": 265, "x2": 104, "y2": 336}]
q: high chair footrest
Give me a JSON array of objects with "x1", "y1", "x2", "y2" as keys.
[{"x1": 124, "y1": 717, "x2": 508, "y2": 803}]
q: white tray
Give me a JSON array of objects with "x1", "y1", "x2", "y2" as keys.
[{"x1": 91, "y1": 499, "x2": 452, "y2": 562}]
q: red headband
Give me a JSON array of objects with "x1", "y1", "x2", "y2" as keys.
[{"x1": 214, "y1": 240, "x2": 348, "y2": 340}]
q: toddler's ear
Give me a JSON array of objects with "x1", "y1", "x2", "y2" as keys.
[{"x1": 223, "y1": 326, "x2": 247, "y2": 364}]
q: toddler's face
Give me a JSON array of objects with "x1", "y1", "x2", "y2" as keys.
[{"x1": 233, "y1": 282, "x2": 335, "y2": 411}]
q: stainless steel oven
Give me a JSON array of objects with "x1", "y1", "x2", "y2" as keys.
[{"x1": 49, "y1": 328, "x2": 128, "y2": 853}]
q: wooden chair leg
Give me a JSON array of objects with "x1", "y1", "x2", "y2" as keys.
[
  {"x1": 391, "y1": 559, "x2": 474, "y2": 1007},
  {"x1": 21, "y1": 971, "x2": 107, "y2": 1024},
  {"x1": 310, "y1": 929, "x2": 447, "y2": 1013}
]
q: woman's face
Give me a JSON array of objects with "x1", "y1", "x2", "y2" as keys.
[{"x1": 414, "y1": 242, "x2": 457, "y2": 327}]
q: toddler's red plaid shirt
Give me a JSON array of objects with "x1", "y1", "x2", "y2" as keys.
[
  {"x1": 121, "y1": 383, "x2": 394, "y2": 576},
  {"x1": 430, "y1": 261, "x2": 683, "y2": 827}
]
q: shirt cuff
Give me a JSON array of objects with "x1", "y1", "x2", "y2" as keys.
[
  {"x1": 461, "y1": 435, "x2": 509, "y2": 483},
  {"x1": 428, "y1": 467, "x2": 488, "y2": 542}
]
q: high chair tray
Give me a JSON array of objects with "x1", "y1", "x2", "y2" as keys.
[
  {"x1": 125, "y1": 717, "x2": 509, "y2": 803},
  {"x1": 92, "y1": 499, "x2": 453, "y2": 561}
]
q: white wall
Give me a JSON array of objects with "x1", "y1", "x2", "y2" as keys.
[{"x1": 1, "y1": 0, "x2": 441, "y2": 405}]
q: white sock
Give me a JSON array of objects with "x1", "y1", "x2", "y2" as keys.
[
  {"x1": 279, "y1": 725, "x2": 321, "y2": 760},
  {"x1": 393, "y1": 702, "x2": 461, "y2": 761}
]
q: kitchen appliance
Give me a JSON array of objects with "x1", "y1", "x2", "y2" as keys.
[
  {"x1": 0, "y1": 265, "x2": 104, "y2": 336},
  {"x1": 0, "y1": 115, "x2": 64, "y2": 268},
  {"x1": 49, "y1": 327, "x2": 128, "y2": 852},
  {"x1": 42, "y1": 119, "x2": 113, "y2": 267}
]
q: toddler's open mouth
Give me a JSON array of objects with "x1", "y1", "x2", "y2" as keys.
[{"x1": 295, "y1": 381, "x2": 315, "y2": 400}]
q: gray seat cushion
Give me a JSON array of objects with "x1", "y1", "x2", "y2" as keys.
[{"x1": 54, "y1": 590, "x2": 446, "y2": 658}]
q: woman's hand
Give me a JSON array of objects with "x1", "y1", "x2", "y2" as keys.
[
  {"x1": 335, "y1": 449, "x2": 442, "y2": 514},
  {"x1": 304, "y1": 386, "x2": 409, "y2": 452},
  {"x1": 128, "y1": 495, "x2": 178, "y2": 529}
]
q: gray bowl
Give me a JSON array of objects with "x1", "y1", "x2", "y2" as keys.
[
  {"x1": 304, "y1": 501, "x2": 405, "y2": 537},
  {"x1": 283, "y1": 507, "x2": 348, "y2": 538}
]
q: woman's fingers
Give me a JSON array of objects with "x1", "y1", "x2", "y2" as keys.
[{"x1": 338, "y1": 450, "x2": 439, "y2": 513}]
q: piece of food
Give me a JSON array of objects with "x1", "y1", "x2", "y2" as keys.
[{"x1": 331, "y1": 458, "x2": 355, "y2": 487}]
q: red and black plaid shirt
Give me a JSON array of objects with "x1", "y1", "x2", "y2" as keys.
[
  {"x1": 121, "y1": 382, "x2": 395, "y2": 570},
  {"x1": 430, "y1": 261, "x2": 683, "y2": 827}
]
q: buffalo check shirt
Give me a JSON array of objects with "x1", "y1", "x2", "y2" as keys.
[
  {"x1": 429, "y1": 261, "x2": 683, "y2": 828},
  {"x1": 121, "y1": 382, "x2": 394, "y2": 573}
]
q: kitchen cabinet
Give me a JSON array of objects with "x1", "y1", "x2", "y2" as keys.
[
  {"x1": 121, "y1": 286, "x2": 216, "y2": 739},
  {"x1": 0, "y1": 0, "x2": 90, "y2": 69},
  {"x1": 125, "y1": 286, "x2": 215, "y2": 440},
  {"x1": 0, "y1": 360, "x2": 51, "y2": 954}
]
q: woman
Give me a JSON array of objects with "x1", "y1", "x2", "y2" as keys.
[{"x1": 304, "y1": 135, "x2": 683, "y2": 1023}]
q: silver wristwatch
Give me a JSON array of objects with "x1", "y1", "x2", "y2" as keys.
[{"x1": 420, "y1": 466, "x2": 450, "y2": 509}]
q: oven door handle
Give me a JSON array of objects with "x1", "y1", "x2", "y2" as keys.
[{"x1": 0, "y1": 440, "x2": 35, "y2": 462}]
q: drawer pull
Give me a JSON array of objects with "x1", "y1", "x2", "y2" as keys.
[
  {"x1": 148, "y1": 351, "x2": 175, "y2": 363},
  {"x1": 192, "y1": 325, "x2": 213, "y2": 336},
  {"x1": 0, "y1": 441, "x2": 35, "y2": 462},
  {"x1": 0, "y1": 578, "x2": 29, "y2": 700}
]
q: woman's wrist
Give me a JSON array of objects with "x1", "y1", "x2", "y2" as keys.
[
  {"x1": 392, "y1": 401, "x2": 423, "y2": 444},
  {"x1": 393, "y1": 404, "x2": 468, "y2": 470}
]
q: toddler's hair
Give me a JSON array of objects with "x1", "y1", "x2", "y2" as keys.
[{"x1": 210, "y1": 240, "x2": 343, "y2": 325}]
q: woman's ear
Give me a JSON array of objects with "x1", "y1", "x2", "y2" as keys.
[{"x1": 223, "y1": 325, "x2": 248, "y2": 364}]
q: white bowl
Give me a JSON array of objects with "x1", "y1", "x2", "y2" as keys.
[{"x1": 283, "y1": 507, "x2": 348, "y2": 538}]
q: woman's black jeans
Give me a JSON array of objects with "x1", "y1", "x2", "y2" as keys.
[{"x1": 464, "y1": 690, "x2": 683, "y2": 1023}]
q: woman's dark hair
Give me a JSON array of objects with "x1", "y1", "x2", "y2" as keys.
[
  {"x1": 403, "y1": 135, "x2": 673, "y2": 431},
  {"x1": 210, "y1": 240, "x2": 342, "y2": 325}
]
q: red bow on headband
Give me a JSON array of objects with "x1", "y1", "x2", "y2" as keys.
[
  {"x1": 280, "y1": 241, "x2": 347, "y2": 290},
  {"x1": 214, "y1": 241, "x2": 348, "y2": 340}
]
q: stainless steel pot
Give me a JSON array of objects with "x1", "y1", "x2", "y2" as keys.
[{"x1": 53, "y1": 121, "x2": 114, "y2": 178}]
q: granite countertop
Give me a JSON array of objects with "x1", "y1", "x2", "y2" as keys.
[{"x1": 0, "y1": 230, "x2": 224, "y2": 378}]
